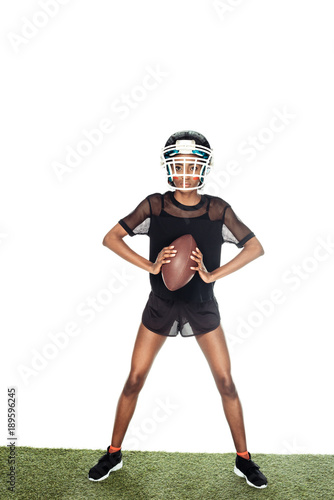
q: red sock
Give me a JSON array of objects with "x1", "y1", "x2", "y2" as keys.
[
  {"x1": 237, "y1": 450, "x2": 250, "y2": 460},
  {"x1": 108, "y1": 445, "x2": 121, "y2": 453}
]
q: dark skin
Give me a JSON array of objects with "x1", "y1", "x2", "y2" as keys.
[{"x1": 103, "y1": 157, "x2": 264, "y2": 452}]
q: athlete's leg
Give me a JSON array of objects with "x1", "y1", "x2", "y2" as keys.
[
  {"x1": 110, "y1": 322, "x2": 167, "y2": 447},
  {"x1": 195, "y1": 324, "x2": 247, "y2": 452}
]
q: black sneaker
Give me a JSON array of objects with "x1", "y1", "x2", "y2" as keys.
[
  {"x1": 88, "y1": 447, "x2": 123, "y2": 482},
  {"x1": 234, "y1": 452, "x2": 268, "y2": 489}
]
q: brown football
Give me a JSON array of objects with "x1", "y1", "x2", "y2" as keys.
[{"x1": 161, "y1": 234, "x2": 197, "y2": 291}]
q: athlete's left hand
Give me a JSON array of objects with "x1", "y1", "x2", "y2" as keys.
[{"x1": 190, "y1": 247, "x2": 214, "y2": 283}]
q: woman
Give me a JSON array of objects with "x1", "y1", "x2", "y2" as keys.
[{"x1": 88, "y1": 130, "x2": 268, "y2": 489}]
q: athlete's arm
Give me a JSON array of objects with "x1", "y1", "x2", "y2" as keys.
[
  {"x1": 191, "y1": 236, "x2": 264, "y2": 283},
  {"x1": 103, "y1": 223, "x2": 176, "y2": 275}
]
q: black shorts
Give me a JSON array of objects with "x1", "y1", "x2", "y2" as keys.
[{"x1": 142, "y1": 291, "x2": 221, "y2": 337}]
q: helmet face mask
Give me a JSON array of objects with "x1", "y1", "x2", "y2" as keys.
[
  {"x1": 160, "y1": 133, "x2": 213, "y2": 191},
  {"x1": 164, "y1": 153, "x2": 210, "y2": 191}
]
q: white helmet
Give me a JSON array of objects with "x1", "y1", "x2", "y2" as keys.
[{"x1": 160, "y1": 130, "x2": 213, "y2": 191}]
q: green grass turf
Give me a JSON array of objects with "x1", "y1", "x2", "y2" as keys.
[{"x1": 0, "y1": 447, "x2": 333, "y2": 500}]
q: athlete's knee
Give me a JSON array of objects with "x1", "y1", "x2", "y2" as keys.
[
  {"x1": 216, "y1": 374, "x2": 237, "y2": 398},
  {"x1": 123, "y1": 371, "x2": 147, "y2": 396}
]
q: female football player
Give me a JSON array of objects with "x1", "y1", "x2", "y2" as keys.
[{"x1": 88, "y1": 130, "x2": 268, "y2": 489}]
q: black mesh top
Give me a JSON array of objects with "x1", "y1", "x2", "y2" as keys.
[{"x1": 118, "y1": 191, "x2": 255, "y2": 302}]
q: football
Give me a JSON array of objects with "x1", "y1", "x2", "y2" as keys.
[{"x1": 161, "y1": 234, "x2": 197, "y2": 291}]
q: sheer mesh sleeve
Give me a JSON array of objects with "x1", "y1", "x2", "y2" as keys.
[
  {"x1": 223, "y1": 205, "x2": 255, "y2": 248},
  {"x1": 118, "y1": 196, "x2": 152, "y2": 236}
]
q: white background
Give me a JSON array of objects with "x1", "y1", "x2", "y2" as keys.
[{"x1": 1, "y1": 0, "x2": 333, "y2": 454}]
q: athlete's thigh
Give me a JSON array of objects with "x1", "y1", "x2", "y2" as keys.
[
  {"x1": 195, "y1": 324, "x2": 231, "y2": 379},
  {"x1": 130, "y1": 322, "x2": 168, "y2": 375}
]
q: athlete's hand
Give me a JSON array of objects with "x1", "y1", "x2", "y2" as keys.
[
  {"x1": 150, "y1": 246, "x2": 177, "y2": 275},
  {"x1": 190, "y1": 247, "x2": 214, "y2": 283}
]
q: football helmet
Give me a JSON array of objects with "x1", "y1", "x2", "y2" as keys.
[{"x1": 160, "y1": 130, "x2": 213, "y2": 191}]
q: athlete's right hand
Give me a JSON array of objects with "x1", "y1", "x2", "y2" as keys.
[{"x1": 150, "y1": 246, "x2": 177, "y2": 275}]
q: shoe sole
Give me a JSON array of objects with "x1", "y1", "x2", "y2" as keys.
[
  {"x1": 234, "y1": 466, "x2": 267, "y2": 489},
  {"x1": 88, "y1": 460, "x2": 123, "y2": 482}
]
